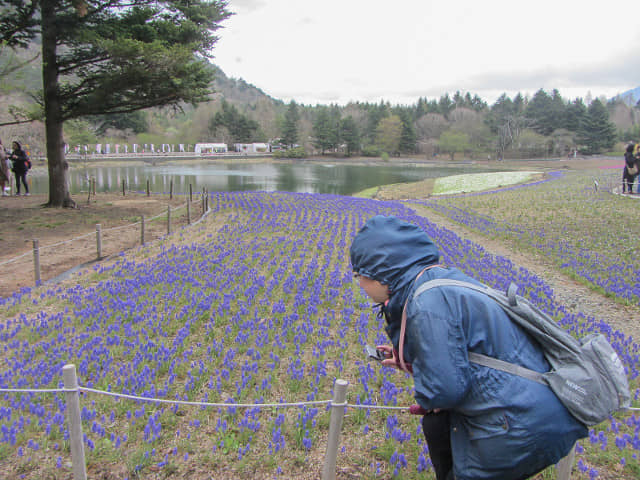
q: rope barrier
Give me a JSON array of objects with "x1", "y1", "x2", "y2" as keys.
[
  {"x1": 102, "y1": 222, "x2": 141, "y2": 232},
  {"x1": 168, "y1": 201, "x2": 188, "y2": 212},
  {"x1": 3, "y1": 385, "x2": 637, "y2": 413},
  {"x1": 0, "y1": 386, "x2": 412, "y2": 411},
  {"x1": 39, "y1": 231, "x2": 95, "y2": 251},
  {"x1": 78, "y1": 386, "x2": 332, "y2": 408},
  {"x1": 347, "y1": 403, "x2": 409, "y2": 410},
  {"x1": 0, "y1": 387, "x2": 71, "y2": 394},
  {"x1": 0, "y1": 251, "x2": 31, "y2": 266},
  {"x1": 0, "y1": 196, "x2": 197, "y2": 268},
  {"x1": 147, "y1": 211, "x2": 167, "y2": 222}
]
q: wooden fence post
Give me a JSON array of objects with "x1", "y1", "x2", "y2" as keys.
[
  {"x1": 62, "y1": 364, "x2": 87, "y2": 480},
  {"x1": 167, "y1": 206, "x2": 171, "y2": 235},
  {"x1": 141, "y1": 215, "x2": 145, "y2": 245},
  {"x1": 556, "y1": 443, "x2": 576, "y2": 480},
  {"x1": 122, "y1": 179, "x2": 125, "y2": 196},
  {"x1": 146, "y1": 179, "x2": 150, "y2": 197},
  {"x1": 169, "y1": 179, "x2": 173, "y2": 200},
  {"x1": 189, "y1": 183, "x2": 193, "y2": 202},
  {"x1": 187, "y1": 198, "x2": 191, "y2": 225},
  {"x1": 96, "y1": 224, "x2": 102, "y2": 259},
  {"x1": 32, "y1": 239, "x2": 41, "y2": 285},
  {"x1": 322, "y1": 379, "x2": 348, "y2": 480}
]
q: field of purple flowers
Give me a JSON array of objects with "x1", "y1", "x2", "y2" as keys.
[
  {"x1": 417, "y1": 170, "x2": 640, "y2": 307},
  {"x1": 1, "y1": 185, "x2": 638, "y2": 479}
]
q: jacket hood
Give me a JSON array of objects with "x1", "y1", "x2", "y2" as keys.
[{"x1": 350, "y1": 216, "x2": 440, "y2": 321}]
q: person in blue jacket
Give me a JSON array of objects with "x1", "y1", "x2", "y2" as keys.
[{"x1": 350, "y1": 215, "x2": 587, "y2": 480}]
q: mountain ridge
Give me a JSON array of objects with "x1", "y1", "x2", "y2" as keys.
[{"x1": 614, "y1": 87, "x2": 640, "y2": 106}]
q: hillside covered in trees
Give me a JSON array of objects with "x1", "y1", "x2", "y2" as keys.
[{"x1": 1, "y1": 43, "x2": 639, "y2": 160}]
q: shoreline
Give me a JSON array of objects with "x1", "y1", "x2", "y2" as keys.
[{"x1": 56, "y1": 154, "x2": 624, "y2": 172}]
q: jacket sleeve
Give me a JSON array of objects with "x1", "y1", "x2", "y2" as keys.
[{"x1": 406, "y1": 300, "x2": 472, "y2": 410}]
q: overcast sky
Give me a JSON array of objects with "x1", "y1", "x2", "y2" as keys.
[{"x1": 213, "y1": 0, "x2": 639, "y2": 106}]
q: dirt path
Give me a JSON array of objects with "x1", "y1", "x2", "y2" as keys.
[
  {"x1": 409, "y1": 203, "x2": 640, "y2": 342},
  {"x1": 0, "y1": 192, "x2": 204, "y2": 298}
]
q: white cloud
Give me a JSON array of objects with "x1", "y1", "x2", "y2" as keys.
[
  {"x1": 215, "y1": 0, "x2": 640, "y2": 105},
  {"x1": 227, "y1": 0, "x2": 267, "y2": 13}
]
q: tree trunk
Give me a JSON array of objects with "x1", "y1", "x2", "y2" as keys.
[{"x1": 41, "y1": 1, "x2": 76, "y2": 208}]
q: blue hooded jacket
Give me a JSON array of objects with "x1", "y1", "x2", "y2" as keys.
[{"x1": 350, "y1": 216, "x2": 587, "y2": 480}]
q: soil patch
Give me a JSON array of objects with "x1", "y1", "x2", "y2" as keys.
[{"x1": 0, "y1": 191, "x2": 204, "y2": 298}]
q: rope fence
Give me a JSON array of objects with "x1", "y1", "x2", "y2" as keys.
[
  {"x1": 0, "y1": 184, "x2": 211, "y2": 297},
  {"x1": 2, "y1": 364, "x2": 634, "y2": 479},
  {"x1": 0, "y1": 366, "x2": 393, "y2": 480}
]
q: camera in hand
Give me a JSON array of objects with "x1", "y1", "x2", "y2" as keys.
[{"x1": 365, "y1": 345, "x2": 386, "y2": 362}]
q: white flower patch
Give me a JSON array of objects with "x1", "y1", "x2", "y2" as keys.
[{"x1": 433, "y1": 171, "x2": 540, "y2": 195}]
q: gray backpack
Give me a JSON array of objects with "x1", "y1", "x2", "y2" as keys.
[{"x1": 412, "y1": 279, "x2": 631, "y2": 426}]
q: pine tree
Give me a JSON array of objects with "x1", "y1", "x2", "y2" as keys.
[
  {"x1": 0, "y1": 0, "x2": 231, "y2": 207},
  {"x1": 579, "y1": 99, "x2": 616, "y2": 154},
  {"x1": 339, "y1": 116, "x2": 360, "y2": 156},
  {"x1": 282, "y1": 101, "x2": 299, "y2": 147},
  {"x1": 525, "y1": 89, "x2": 566, "y2": 136},
  {"x1": 565, "y1": 98, "x2": 588, "y2": 134},
  {"x1": 210, "y1": 101, "x2": 260, "y2": 144},
  {"x1": 312, "y1": 107, "x2": 333, "y2": 154},
  {"x1": 398, "y1": 110, "x2": 417, "y2": 154}
]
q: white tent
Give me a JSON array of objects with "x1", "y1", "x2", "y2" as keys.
[
  {"x1": 234, "y1": 143, "x2": 270, "y2": 153},
  {"x1": 195, "y1": 143, "x2": 228, "y2": 154}
]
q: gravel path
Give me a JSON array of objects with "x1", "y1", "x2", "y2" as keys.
[{"x1": 410, "y1": 204, "x2": 640, "y2": 343}]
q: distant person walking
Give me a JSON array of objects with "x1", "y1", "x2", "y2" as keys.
[
  {"x1": 9, "y1": 141, "x2": 30, "y2": 196},
  {"x1": 0, "y1": 138, "x2": 10, "y2": 196},
  {"x1": 622, "y1": 143, "x2": 637, "y2": 194},
  {"x1": 635, "y1": 143, "x2": 640, "y2": 194}
]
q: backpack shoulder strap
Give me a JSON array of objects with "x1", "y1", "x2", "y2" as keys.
[
  {"x1": 397, "y1": 264, "x2": 443, "y2": 373},
  {"x1": 409, "y1": 278, "x2": 549, "y2": 386},
  {"x1": 413, "y1": 278, "x2": 517, "y2": 305},
  {"x1": 468, "y1": 351, "x2": 546, "y2": 385}
]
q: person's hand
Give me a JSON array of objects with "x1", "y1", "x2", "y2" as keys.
[
  {"x1": 376, "y1": 344, "x2": 413, "y2": 373},
  {"x1": 408, "y1": 405, "x2": 442, "y2": 415},
  {"x1": 375, "y1": 344, "x2": 394, "y2": 360}
]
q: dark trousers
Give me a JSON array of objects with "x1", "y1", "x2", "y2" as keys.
[
  {"x1": 15, "y1": 172, "x2": 28, "y2": 194},
  {"x1": 622, "y1": 169, "x2": 636, "y2": 193},
  {"x1": 422, "y1": 411, "x2": 454, "y2": 480}
]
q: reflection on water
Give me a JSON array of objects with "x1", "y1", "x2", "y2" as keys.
[{"x1": 27, "y1": 160, "x2": 498, "y2": 196}]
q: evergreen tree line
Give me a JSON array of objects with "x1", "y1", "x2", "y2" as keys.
[
  {"x1": 132, "y1": 87, "x2": 627, "y2": 159},
  {"x1": 296, "y1": 88, "x2": 620, "y2": 158},
  {"x1": 55, "y1": 86, "x2": 634, "y2": 160}
]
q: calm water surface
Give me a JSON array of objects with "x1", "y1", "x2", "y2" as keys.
[{"x1": 27, "y1": 160, "x2": 501, "y2": 196}]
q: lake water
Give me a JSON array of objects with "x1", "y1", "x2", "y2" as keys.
[{"x1": 26, "y1": 160, "x2": 501, "y2": 196}]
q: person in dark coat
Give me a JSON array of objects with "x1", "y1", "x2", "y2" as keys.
[
  {"x1": 622, "y1": 143, "x2": 637, "y2": 194},
  {"x1": 350, "y1": 215, "x2": 587, "y2": 480},
  {"x1": 0, "y1": 138, "x2": 10, "y2": 196},
  {"x1": 9, "y1": 140, "x2": 30, "y2": 196}
]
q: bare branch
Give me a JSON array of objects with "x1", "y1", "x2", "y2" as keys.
[{"x1": 0, "y1": 118, "x2": 35, "y2": 127}]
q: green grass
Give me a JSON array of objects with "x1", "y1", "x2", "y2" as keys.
[
  {"x1": 425, "y1": 169, "x2": 640, "y2": 306},
  {"x1": 353, "y1": 186, "x2": 380, "y2": 198}
]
